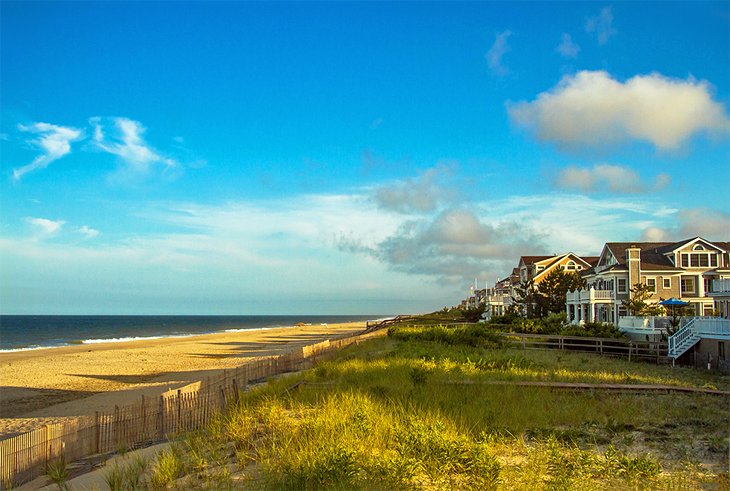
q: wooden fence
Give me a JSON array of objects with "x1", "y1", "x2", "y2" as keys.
[
  {"x1": 0, "y1": 330, "x2": 383, "y2": 489},
  {"x1": 502, "y1": 332, "x2": 669, "y2": 363}
]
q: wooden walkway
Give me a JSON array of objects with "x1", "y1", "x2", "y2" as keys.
[{"x1": 439, "y1": 380, "x2": 730, "y2": 396}]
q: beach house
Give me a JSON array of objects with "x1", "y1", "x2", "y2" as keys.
[{"x1": 565, "y1": 237, "x2": 730, "y2": 326}]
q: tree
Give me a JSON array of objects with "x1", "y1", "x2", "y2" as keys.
[
  {"x1": 535, "y1": 269, "x2": 586, "y2": 316},
  {"x1": 622, "y1": 282, "x2": 665, "y2": 316},
  {"x1": 512, "y1": 279, "x2": 539, "y2": 318}
]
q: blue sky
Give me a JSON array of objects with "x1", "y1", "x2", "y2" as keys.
[{"x1": 1, "y1": 2, "x2": 729, "y2": 315}]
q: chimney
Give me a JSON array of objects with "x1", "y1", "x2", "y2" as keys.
[{"x1": 627, "y1": 245, "x2": 641, "y2": 288}]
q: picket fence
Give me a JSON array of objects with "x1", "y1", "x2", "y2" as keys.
[{"x1": 0, "y1": 331, "x2": 382, "y2": 489}]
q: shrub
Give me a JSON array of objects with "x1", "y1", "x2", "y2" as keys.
[{"x1": 388, "y1": 324, "x2": 504, "y2": 349}]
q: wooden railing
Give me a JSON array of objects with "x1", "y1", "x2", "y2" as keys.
[
  {"x1": 0, "y1": 330, "x2": 385, "y2": 490},
  {"x1": 500, "y1": 332, "x2": 669, "y2": 364}
]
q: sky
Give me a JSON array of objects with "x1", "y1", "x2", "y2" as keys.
[{"x1": 1, "y1": 2, "x2": 729, "y2": 315}]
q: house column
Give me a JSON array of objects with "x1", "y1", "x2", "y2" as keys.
[{"x1": 698, "y1": 275, "x2": 706, "y2": 298}]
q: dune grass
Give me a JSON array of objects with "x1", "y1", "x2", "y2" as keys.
[{"x1": 152, "y1": 325, "x2": 729, "y2": 489}]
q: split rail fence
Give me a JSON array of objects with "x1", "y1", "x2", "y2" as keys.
[
  {"x1": 502, "y1": 332, "x2": 669, "y2": 363},
  {"x1": 0, "y1": 330, "x2": 384, "y2": 489}
]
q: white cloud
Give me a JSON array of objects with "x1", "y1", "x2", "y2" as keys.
[
  {"x1": 485, "y1": 30, "x2": 512, "y2": 76},
  {"x1": 79, "y1": 225, "x2": 100, "y2": 239},
  {"x1": 372, "y1": 164, "x2": 456, "y2": 214},
  {"x1": 641, "y1": 208, "x2": 730, "y2": 241},
  {"x1": 507, "y1": 70, "x2": 730, "y2": 150},
  {"x1": 90, "y1": 117, "x2": 177, "y2": 173},
  {"x1": 25, "y1": 217, "x2": 65, "y2": 237},
  {"x1": 556, "y1": 33, "x2": 580, "y2": 58},
  {"x1": 554, "y1": 164, "x2": 670, "y2": 194},
  {"x1": 367, "y1": 208, "x2": 546, "y2": 283},
  {"x1": 585, "y1": 6, "x2": 616, "y2": 45},
  {"x1": 13, "y1": 123, "x2": 84, "y2": 180}
]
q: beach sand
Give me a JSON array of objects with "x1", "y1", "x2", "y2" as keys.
[{"x1": 0, "y1": 321, "x2": 366, "y2": 438}]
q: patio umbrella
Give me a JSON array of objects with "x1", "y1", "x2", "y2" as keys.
[
  {"x1": 659, "y1": 298, "x2": 690, "y2": 318},
  {"x1": 659, "y1": 298, "x2": 689, "y2": 306}
]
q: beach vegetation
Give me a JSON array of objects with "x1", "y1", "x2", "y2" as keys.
[
  {"x1": 162, "y1": 325, "x2": 727, "y2": 488},
  {"x1": 46, "y1": 456, "x2": 70, "y2": 491},
  {"x1": 150, "y1": 448, "x2": 184, "y2": 488}
]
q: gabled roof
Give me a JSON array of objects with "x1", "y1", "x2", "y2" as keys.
[
  {"x1": 518, "y1": 256, "x2": 553, "y2": 267},
  {"x1": 596, "y1": 237, "x2": 730, "y2": 273}
]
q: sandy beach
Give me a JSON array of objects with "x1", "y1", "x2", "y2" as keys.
[{"x1": 0, "y1": 321, "x2": 366, "y2": 438}]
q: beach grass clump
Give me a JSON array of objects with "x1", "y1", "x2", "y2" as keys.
[
  {"x1": 46, "y1": 456, "x2": 70, "y2": 490},
  {"x1": 150, "y1": 447, "x2": 184, "y2": 488},
  {"x1": 388, "y1": 323, "x2": 505, "y2": 349},
  {"x1": 103, "y1": 455, "x2": 147, "y2": 490},
  {"x1": 226, "y1": 390, "x2": 502, "y2": 489}
]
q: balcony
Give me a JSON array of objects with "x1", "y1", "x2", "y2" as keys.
[
  {"x1": 710, "y1": 278, "x2": 730, "y2": 294},
  {"x1": 566, "y1": 288, "x2": 614, "y2": 303}
]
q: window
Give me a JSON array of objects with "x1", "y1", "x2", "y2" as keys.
[
  {"x1": 663, "y1": 278, "x2": 671, "y2": 289},
  {"x1": 681, "y1": 277, "x2": 695, "y2": 294},
  {"x1": 693, "y1": 244, "x2": 705, "y2": 251},
  {"x1": 704, "y1": 278, "x2": 712, "y2": 293},
  {"x1": 646, "y1": 278, "x2": 656, "y2": 293},
  {"x1": 565, "y1": 261, "x2": 576, "y2": 271},
  {"x1": 618, "y1": 278, "x2": 627, "y2": 293},
  {"x1": 683, "y1": 253, "x2": 714, "y2": 268}
]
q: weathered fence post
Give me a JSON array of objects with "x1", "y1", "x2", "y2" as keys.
[
  {"x1": 113, "y1": 405, "x2": 120, "y2": 449},
  {"x1": 140, "y1": 395, "x2": 146, "y2": 442},
  {"x1": 219, "y1": 386, "x2": 226, "y2": 412},
  {"x1": 158, "y1": 396, "x2": 165, "y2": 441},
  {"x1": 94, "y1": 412, "x2": 100, "y2": 454},
  {"x1": 176, "y1": 390, "x2": 182, "y2": 433},
  {"x1": 232, "y1": 379, "x2": 239, "y2": 404},
  {"x1": 628, "y1": 342, "x2": 632, "y2": 362}
]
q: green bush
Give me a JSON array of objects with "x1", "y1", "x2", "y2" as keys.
[
  {"x1": 388, "y1": 324, "x2": 504, "y2": 349},
  {"x1": 561, "y1": 322, "x2": 624, "y2": 338}
]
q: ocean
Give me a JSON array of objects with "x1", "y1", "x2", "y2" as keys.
[{"x1": 0, "y1": 315, "x2": 384, "y2": 352}]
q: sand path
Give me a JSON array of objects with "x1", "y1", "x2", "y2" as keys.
[{"x1": 0, "y1": 322, "x2": 365, "y2": 438}]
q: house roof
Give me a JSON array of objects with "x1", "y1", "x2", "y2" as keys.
[
  {"x1": 600, "y1": 238, "x2": 730, "y2": 272},
  {"x1": 518, "y1": 256, "x2": 553, "y2": 266}
]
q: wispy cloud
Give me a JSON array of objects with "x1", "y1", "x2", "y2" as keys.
[
  {"x1": 556, "y1": 33, "x2": 580, "y2": 58},
  {"x1": 90, "y1": 117, "x2": 177, "y2": 173},
  {"x1": 13, "y1": 123, "x2": 84, "y2": 180},
  {"x1": 554, "y1": 164, "x2": 670, "y2": 194},
  {"x1": 372, "y1": 164, "x2": 457, "y2": 214},
  {"x1": 25, "y1": 217, "x2": 65, "y2": 237},
  {"x1": 79, "y1": 225, "x2": 100, "y2": 239},
  {"x1": 507, "y1": 70, "x2": 730, "y2": 151},
  {"x1": 585, "y1": 6, "x2": 616, "y2": 45},
  {"x1": 485, "y1": 30, "x2": 512, "y2": 76}
]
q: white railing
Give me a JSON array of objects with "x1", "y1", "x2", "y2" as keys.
[
  {"x1": 566, "y1": 288, "x2": 614, "y2": 303},
  {"x1": 618, "y1": 316, "x2": 676, "y2": 332},
  {"x1": 668, "y1": 318, "x2": 698, "y2": 358},
  {"x1": 668, "y1": 317, "x2": 730, "y2": 359},
  {"x1": 693, "y1": 317, "x2": 730, "y2": 336},
  {"x1": 711, "y1": 278, "x2": 730, "y2": 293}
]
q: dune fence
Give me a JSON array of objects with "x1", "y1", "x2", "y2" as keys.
[{"x1": 0, "y1": 330, "x2": 384, "y2": 489}]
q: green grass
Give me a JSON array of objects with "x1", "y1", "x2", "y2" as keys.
[{"x1": 159, "y1": 326, "x2": 729, "y2": 489}]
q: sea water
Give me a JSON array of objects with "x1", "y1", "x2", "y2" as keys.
[{"x1": 0, "y1": 315, "x2": 383, "y2": 352}]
